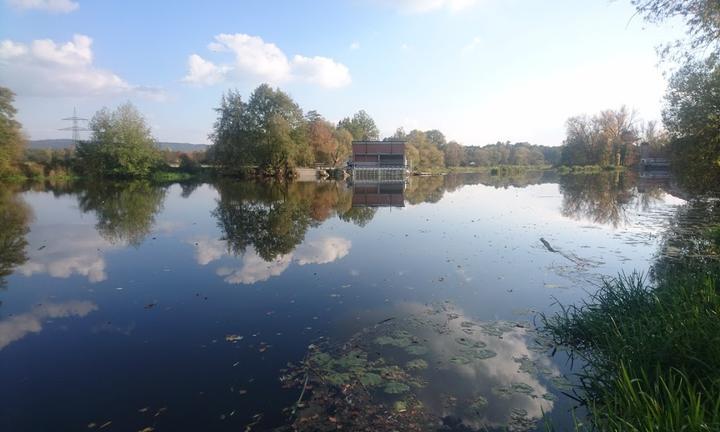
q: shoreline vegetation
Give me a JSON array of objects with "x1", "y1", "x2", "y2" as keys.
[
  {"x1": 0, "y1": 163, "x2": 629, "y2": 184},
  {"x1": 540, "y1": 205, "x2": 720, "y2": 431}
]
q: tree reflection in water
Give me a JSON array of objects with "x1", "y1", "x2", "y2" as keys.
[
  {"x1": 213, "y1": 180, "x2": 355, "y2": 262},
  {"x1": 0, "y1": 185, "x2": 31, "y2": 289},
  {"x1": 559, "y1": 171, "x2": 667, "y2": 227},
  {"x1": 76, "y1": 181, "x2": 166, "y2": 246}
]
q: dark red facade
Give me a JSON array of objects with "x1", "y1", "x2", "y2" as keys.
[{"x1": 351, "y1": 140, "x2": 406, "y2": 168}]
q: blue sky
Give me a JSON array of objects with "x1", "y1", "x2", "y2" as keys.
[{"x1": 0, "y1": 0, "x2": 683, "y2": 146}]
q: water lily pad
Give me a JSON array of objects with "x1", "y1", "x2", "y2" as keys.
[
  {"x1": 374, "y1": 336, "x2": 411, "y2": 348},
  {"x1": 406, "y1": 359, "x2": 428, "y2": 370},
  {"x1": 405, "y1": 345, "x2": 428, "y2": 356},
  {"x1": 469, "y1": 395, "x2": 488, "y2": 411},
  {"x1": 359, "y1": 372, "x2": 383, "y2": 387},
  {"x1": 542, "y1": 392, "x2": 557, "y2": 401},
  {"x1": 393, "y1": 400, "x2": 408, "y2": 413},
  {"x1": 511, "y1": 382, "x2": 535, "y2": 395},
  {"x1": 326, "y1": 372, "x2": 351, "y2": 385},
  {"x1": 470, "y1": 349, "x2": 497, "y2": 360},
  {"x1": 513, "y1": 356, "x2": 537, "y2": 374},
  {"x1": 384, "y1": 381, "x2": 410, "y2": 394},
  {"x1": 450, "y1": 356, "x2": 471, "y2": 365},
  {"x1": 310, "y1": 352, "x2": 333, "y2": 368},
  {"x1": 336, "y1": 350, "x2": 367, "y2": 369},
  {"x1": 454, "y1": 337, "x2": 486, "y2": 348},
  {"x1": 491, "y1": 385, "x2": 512, "y2": 399}
]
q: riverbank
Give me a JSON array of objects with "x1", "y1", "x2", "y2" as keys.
[{"x1": 541, "y1": 205, "x2": 720, "y2": 431}]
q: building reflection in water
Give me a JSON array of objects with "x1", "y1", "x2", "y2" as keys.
[{"x1": 351, "y1": 181, "x2": 405, "y2": 207}]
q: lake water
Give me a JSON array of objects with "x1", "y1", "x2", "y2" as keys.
[{"x1": 0, "y1": 171, "x2": 688, "y2": 431}]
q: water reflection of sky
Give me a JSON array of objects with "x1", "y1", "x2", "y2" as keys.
[{"x1": 0, "y1": 175, "x2": 685, "y2": 431}]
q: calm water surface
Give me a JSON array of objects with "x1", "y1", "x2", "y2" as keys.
[{"x1": 0, "y1": 172, "x2": 687, "y2": 431}]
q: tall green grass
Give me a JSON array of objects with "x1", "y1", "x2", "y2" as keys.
[{"x1": 541, "y1": 272, "x2": 720, "y2": 431}]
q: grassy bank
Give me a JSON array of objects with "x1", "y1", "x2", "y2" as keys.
[
  {"x1": 418, "y1": 164, "x2": 553, "y2": 175},
  {"x1": 541, "y1": 269, "x2": 720, "y2": 431},
  {"x1": 556, "y1": 165, "x2": 626, "y2": 174},
  {"x1": 417, "y1": 164, "x2": 629, "y2": 176}
]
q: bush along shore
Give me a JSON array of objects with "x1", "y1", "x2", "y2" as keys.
[{"x1": 540, "y1": 200, "x2": 720, "y2": 431}]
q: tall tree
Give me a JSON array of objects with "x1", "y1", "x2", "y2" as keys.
[
  {"x1": 663, "y1": 58, "x2": 720, "y2": 192},
  {"x1": 210, "y1": 84, "x2": 307, "y2": 176},
  {"x1": 338, "y1": 110, "x2": 379, "y2": 140},
  {"x1": 631, "y1": 0, "x2": 720, "y2": 60},
  {"x1": 77, "y1": 103, "x2": 160, "y2": 178},
  {"x1": 560, "y1": 107, "x2": 639, "y2": 167},
  {"x1": 210, "y1": 90, "x2": 253, "y2": 168},
  {"x1": 0, "y1": 87, "x2": 24, "y2": 178},
  {"x1": 443, "y1": 141, "x2": 464, "y2": 167},
  {"x1": 331, "y1": 128, "x2": 353, "y2": 166}
]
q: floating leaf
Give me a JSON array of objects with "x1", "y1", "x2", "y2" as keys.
[
  {"x1": 384, "y1": 381, "x2": 410, "y2": 394},
  {"x1": 374, "y1": 336, "x2": 411, "y2": 348},
  {"x1": 393, "y1": 400, "x2": 408, "y2": 413},
  {"x1": 450, "y1": 356, "x2": 471, "y2": 365},
  {"x1": 511, "y1": 382, "x2": 535, "y2": 395},
  {"x1": 469, "y1": 395, "x2": 488, "y2": 411},
  {"x1": 471, "y1": 349, "x2": 497, "y2": 360},
  {"x1": 310, "y1": 352, "x2": 333, "y2": 368},
  {"x1": 491, "y1": 385, "x2": 512, "y2": 399},
  {"x1": 513, "y1": 356, "x2": 538, "y2": 374},
  {"x1": 406, "y1": 359, "x2": 428, "y2": 370},
  {"x1": 542, "y1": 392, "x2": 557, "y2": 401},
  {"x1": 326, "y1": 372, "x2": 351, "y2": 385},
  {"x1": 359, "y1": 373, "x2": 383, "y2": 387},
  {"x1": 336, "y1": 350, "x2": 367, "y2": 369},
  {"x1": 405, "y1": 345, "x2": 428, "y2": 356}
]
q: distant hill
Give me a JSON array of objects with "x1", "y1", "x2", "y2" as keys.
[{"x1": 28, "y1": 139, "x2": 209, "y2": 152}]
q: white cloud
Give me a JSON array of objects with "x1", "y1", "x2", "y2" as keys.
[
  {"x1": 6, "y1": 0, "x2": 78, "y2": 13},
  {"x1": 291, "y1": 55, "x2": 352, "y2": 88},
  {"x1": 188, "y1": 235, "x2": 352, "y2": 284},
  {"x1": 294, "y1": 237, "x2": 351, "y2": 265},
  {"x1": 0, "y1": 34, "x2": 164, "y2": 99},
  {"x1": 183, "y1": 33, "x2": 351, "y2": 89},
  {"x1": 220, "y1": 249, "x2": 293, "y2": 285},
  {"x1": 0, "y1": 40, "x2": 27, "y2": 57},
  {"x1": 461, "y1": 36, "x2": 482, "y2": 54},
  {"x1": 183, "y1": 54, "x2": 229, "y2": 86},
  {"x1": 0, "y1": 301, "x2": 97, "y2": 350},
  {"x1": 187, "y1": 236, "x2": 227, "y2": 266},
  {"x1": 381, "y1": 0, "x2": 480, "y2": 13},
  {"x1": 18, "y1": 224, "x2": 119, "y2": 283},
  {"x1": 350, "y1": 41, "x2": 360, "y2": 50}
]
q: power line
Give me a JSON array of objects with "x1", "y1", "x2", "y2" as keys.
[{"x1": 59, "y1": 107, "x2": 90, "y2": 145}]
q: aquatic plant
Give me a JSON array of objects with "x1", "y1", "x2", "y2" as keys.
[{"x1": 541, "y1": 271, "x2": 720, "y2": 431}]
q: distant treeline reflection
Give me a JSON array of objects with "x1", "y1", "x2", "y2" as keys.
[{"x1": 0, "y1": 172, "x2": 688, "y2": 284}]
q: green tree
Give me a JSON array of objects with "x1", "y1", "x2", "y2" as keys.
[
  {"x1": 338, "y1": 110, "x2": 380, "y2": 140},
  {"x1": 209, "y1": 89, "x2": 253, "y2": 168},
  {"x1": 443, "y1": 141, "x2": 464, "y2": 167},
  {"x1": 631, "y1": 0, "x2": 720, "y2": 60},
  {"x1": 663, "y1": 58, "x2": 720, "y2": 192},
  {"x1": 0, "y1": 87, "x2": 24, "y2": 178},
  {"x1": 560, "y1": 107, "x2": 640, "y2": 167},
  {"x1": 77, "y1": 103, "x2": 160, "y2": 178},
  {"x1": 331, "y1": 128, "x2": 353, "y2": 166},
  {"x1": 210, "y1": 85, "x2": 309, "y2": 176}
]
